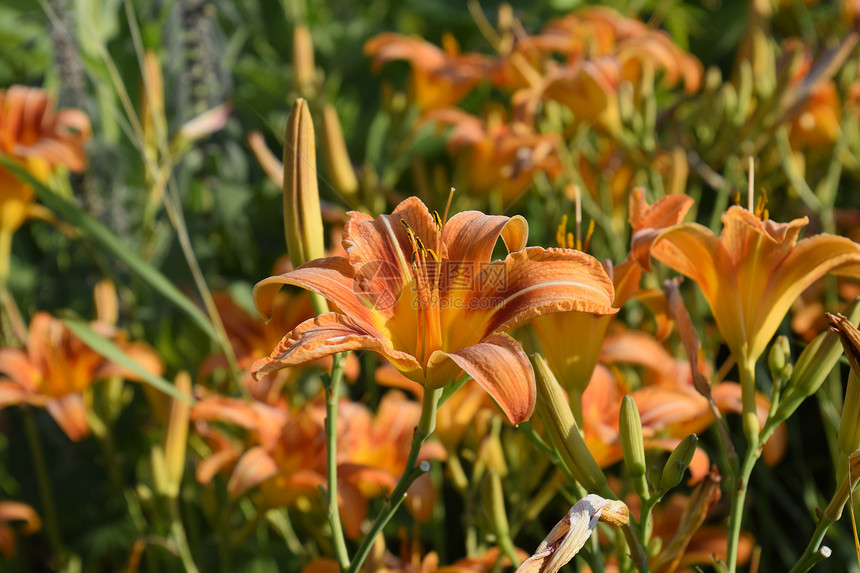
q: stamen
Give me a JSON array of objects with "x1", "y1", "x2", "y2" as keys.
[
  {"x1": 748, "y1": 156, "x2": 755, "y2": 213},
  {"x1": 443, "y1": 187, "x2": 456, "y2": 224},
  {"x1": 432, "y1": 210, "x2": 443, "y2": 231},
  {"x1": 573, "y1": 184, "x2": 582, "y2": 249},
  {"x1": 583, "y1": 220, "x2": 596, "y2": 253},
  {"x1": 426, "y1": 248, "x2": 439, "y2": 261},
  {"x1": 754, "y1": 189, "x2": 769, "y2": 220},
  {"x1": 556, "y1": 215, "x2": 568, "y2": 249}
]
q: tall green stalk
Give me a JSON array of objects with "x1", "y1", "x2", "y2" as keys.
[
  {"x1": 726, "y1": 359, "x2": 763, "y2": 572},
  {"x1": 346, "y1": 387, "x2": 442, "y2": 573},
  {"x1": 324, "y1": 353, "x2": 350, "y2": 571}
]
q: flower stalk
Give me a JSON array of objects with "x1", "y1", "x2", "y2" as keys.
[
  {"x1": 324, "y1": 352, "x2": 350, "y2": 571},
  {"x1": 346, "y1": 387, "x2": 442, "y2": 573}
]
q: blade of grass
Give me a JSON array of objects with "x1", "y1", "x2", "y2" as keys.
[
  {"x1": 0, "y1": 156, "x2": 218, "y2": 342},
  {"x1": 62, "y1": 316, "x2": 194, "y2": 404}
]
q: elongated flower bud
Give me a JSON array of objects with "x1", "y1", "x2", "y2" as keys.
[
  {"x1": 164, "y1": 371, "x2": 192, "y2": 498},
  {"x1": 283, "y1": 98, "x2": 325, "y2": 268},
  {"x1": 321, "y1": 104, "x2": 358, "y2": 197},
  {"x1": 532, "y1": 354, "x2": 609, "y2": 495},
  {"x1": 774, "y1": 298, "x2": 860, "y2": 424},
  {"x1": 619, "y1": 396, "x2": 646, "y2": 479},
  {"x1": 486, "y1": 470, "x2": 512, "y2": 547},
  {"x1": 292, "y1": 25, "x2": 315, "y2": 97},
  {"x1": 838, "y1": 371, "x2": 860, "y2": 457},
  {"x1": 661, "y1": 434, "x2": 698, "y2": 491}
]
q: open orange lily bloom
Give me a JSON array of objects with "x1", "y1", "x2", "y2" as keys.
[
  {"x1": 0, "y1": 312, "x2": 163, "y2": 440},
  {"x1": 364, "y1": 33, "x2": 496, "y2": 111},
  {"x1": 652, "y1": 205, "x2": 860, "y2": 368},
  {"x1": 252, "y1": 197, "x2": 617, "y2": 424},
  {"x1": 0, "y1": 86, "x2": 91, "y2": 280}
]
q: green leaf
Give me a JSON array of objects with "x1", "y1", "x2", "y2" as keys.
[
  {"x1": 62, "y1": 317, "x2": 194, "y2": 404},
  {"x1": 0, "y1": 155, "x2": 219, "y2": 342}
]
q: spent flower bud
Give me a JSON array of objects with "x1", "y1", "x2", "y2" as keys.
[{"x1": 515, "y1": 495, "x2": 628, "y2": 573}]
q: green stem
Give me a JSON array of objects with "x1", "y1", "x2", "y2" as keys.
[
  {"x1": 169, "y1": 498, "x2": 199, "y2": 573},
  {"x1": 324, "y1": 353, "x2": 350, "y2": 571},
  {"x1": 739, "y1": 359, "x2": 760, "y2": 445},
  {"x1": 347, "y1": 387, "x2": 442, "y2": 573},
  {"x1": 789, "y1": 517, "x2": 834, "y2": 573},
  {"x1": 726, "y1": 444, "x2": 760, "y2": 573},
  {"x1": 23, "y1": 408, "x2": 62, "y2": 558}
]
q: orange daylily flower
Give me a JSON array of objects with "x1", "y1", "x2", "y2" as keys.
[
  {"x1": 783, "y1": 39, "x2": 842, "y2": 149},
  {"x1": 0, "y1": 501, "x2": 40, "y2": 559},
  {"x1": 364, "y1": 33, "x2": 497, "y2": 111},
  {"x1": 532, "y1": 189, "x2": 694, "y2": 416},
  {"x1": 252, "y1": 197, "x2": 618, "y2": 424},
  {"x1": 651, "y1": 205, "x2": 860, "y2": 372},
  {"x1": 192, "y1": 391, "x2": 444, "y2": 537},
  {"x1": 535, "y1": 7, "x2": 703, "y2": 94},
  {"x1": 423, "y1": 109, "x2": 562, "y2": 202},
  {"x1": 532, "y1": 57, "x2": 622, "y2": 133},
  {"x1": 0, "y1": 312, "x2": 163, "y2": 441},
  {"x1": 0, "y1": 86, "x2": 91, "y2": 279}
]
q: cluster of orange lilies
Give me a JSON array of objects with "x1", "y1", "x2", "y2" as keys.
[{"x1": 2, "y1": 2, "x2": 860, "y2": 572}]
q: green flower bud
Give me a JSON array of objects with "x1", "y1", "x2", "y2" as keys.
[
  {"x1": 648, "y1": 464, "x2": 663, "y2": 492},
  {"x1": 775, "y1": 298, "x2": 860, "y2": 424},
  {"x1": 839, "y1": 372, "x2": 860, "y2": 457},
  {"x1": 619, "y1": 395, "x2": 646, "y2": 478},
  {"x1": 768, "y1": 335, "x2": 788, "y2": 378},
  {"x1": 283, "y1": 98, "x2": 325, "y2": 269},
  {"x1": 661, "y1": 434, "x2": 698, "y2": 490},
  {"x1": 531, "y1": 354, "x2": 609, "y2": 495}
]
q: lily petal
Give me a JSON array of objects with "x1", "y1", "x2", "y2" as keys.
[
  {"x1": 344, "y1": 197, "x2": 443, "y2": 277},
  {"x1": 228, "y1": 446, "x2": 280, "y2": 498},
  {"x1": 427, "y1": 333, "x2": 534, "y2": 424},
  {"x1": 254, "y1": 256, "x2": 386, "y2": 328},
  {"x1": 652, "y1": 223, "x2": 721, "y2": 301},
  {"x1": 477, "y1": 247, "x2": 617, "y2": 336},
  {"x1": 628, "y1": 187, "x2": 694, "y2": 272},
  {"x1": 45, "y1": 393, "x2": 89, "y2": 441},
  {"x1": 251, "y1": 313, "x2": 423, "y2": 382},
  {"x1": 442, "y1": 211, "x2": 529, "y2": 266}
]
